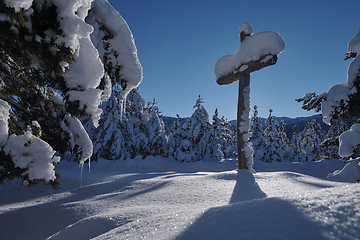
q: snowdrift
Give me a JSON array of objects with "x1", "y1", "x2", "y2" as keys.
[{"x1": 0, "y1": 157, "x2": 359, "y2": 240}]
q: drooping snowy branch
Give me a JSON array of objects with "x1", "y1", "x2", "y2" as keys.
[
  {"x1": 87, "y1": 0, "x2": 143, "y2": 97},
  {"x1": 296, "y1": 92, "x2": 327, "y2": 113},
  {"x1": 0, "y1": 0, "x2": 143, "y2": 187}
]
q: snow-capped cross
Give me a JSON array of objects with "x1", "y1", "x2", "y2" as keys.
[{"x1": 215, "y1": 22, "x2": 285, "y2": 169}]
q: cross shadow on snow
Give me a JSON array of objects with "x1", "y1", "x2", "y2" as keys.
[
  {"x1": 176, "y1": 170, "x2": 328, "y2": 240},
  {"x1": 229, "y1": 170, "x2": 267, "y2": 203}
]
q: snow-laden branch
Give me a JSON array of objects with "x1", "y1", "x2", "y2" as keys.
[
  {"x1": 321, "y1": 31, "x2": 360, "y2": 126},
  {"x1": 322, "y1": 31, "x2": 360, "y2": 158},
  {"x1": 0, "y1": 0, "x2": 143, "y2": 186}
]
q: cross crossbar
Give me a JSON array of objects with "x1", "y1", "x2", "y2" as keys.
[{"x1": 216, "y1": 54, "x2": 277, "y2": 85}]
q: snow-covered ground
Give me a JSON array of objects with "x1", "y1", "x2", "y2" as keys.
[{"x1": 1, "y1": 157, "x2": 359, "y2": 240}]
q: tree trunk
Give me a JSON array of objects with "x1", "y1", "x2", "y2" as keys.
[{"x1": 237, "y1": 74, "x2": 250, "y2": 169}]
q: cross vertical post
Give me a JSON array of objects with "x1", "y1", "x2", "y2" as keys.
[
  {"x1": 236, "y1": 30, "x2": 252, "y2": 169},
  {"x1": 237, "y1": 74, "x2": 250, "y2": 169}
]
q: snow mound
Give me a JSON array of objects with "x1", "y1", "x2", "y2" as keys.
[{"x1": 327, "y1": 159, "x2": 360, "y2": 181}]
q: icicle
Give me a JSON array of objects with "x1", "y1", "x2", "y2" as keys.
[
  {"x1": 80, "y1": 163, "x2": 84, "y2": 188},
  {"x1": 119, "y1": 96, "x2": 126, "y2": 121},
  {"x1": 88, "y1": 158, "x2": 91, "y2": 174}
]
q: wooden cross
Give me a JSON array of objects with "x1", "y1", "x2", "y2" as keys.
[{"x1": 216, "y1": 25, "x2": 280, "y2": 169}]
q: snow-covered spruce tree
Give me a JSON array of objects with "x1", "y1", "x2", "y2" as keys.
[
  {"x1": 212, "y1": 108, "x2": 236, "y2": 158},
  {"x1": 189, "y1": 95, "x2": 222, "y2": 161},
  {"x1": 299, "y1": 117, "x2": 324, "y2": 162},
  {"x1": 0, "y1": 0, "x2": 142, "y2": 188},
  {"x1": 278, "y1": 120, "x2": 290, "y2": 159},
  {"x1": 289, "y1": 125, "x2": 303, "y2": 162},
  {"x1": 125, "y1": 88, "x2": 149, "y2": 158},
  {"x1": 84, "y1": 87, "x2": 128, "y2": 161},
  {"x1": 168, "y1": 116, "x2": 181, "y2": 160},
  {"x1": 168, "y1": 116, "x2": 194, "y2": 162},
  {"x1": 168, "y1": 96, "x2": 222, "y2": 162},
  {"x1": 263, "y1": 109, "x2": 284, "y2": 162},
  {"x1": 249, "y1": 105, "x2": 266, "y2": 160},
  {"x1": 145, "y1": 99, "x2": 168, "y2": 157}
]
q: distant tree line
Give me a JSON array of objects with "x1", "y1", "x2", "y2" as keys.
[{"x1": 85, "y1": 89, "x2": 347, "y2": 163}]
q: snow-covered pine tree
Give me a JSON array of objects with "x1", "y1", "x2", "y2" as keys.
[
  {"x1": 84, "y1": 88, "x2": 128, "y2": 161},
  {"x1": 212, "y1": 109, "x2": 236, "y2": 158},
  {"x1": 299, "y1": 117, "x2": 324, "y2": 162},
  {"x1": 263, "y1": 109, "x2": 284, "y2": 162},
  {"x1": 145, "y1": 99, "x2": 168, "y2": 157},
  {"x1": 0, "y1": 0, "x2": 142, "y2": 188},
  {"x1": 187, "y1": 95, "x2": 208, "y2": 161},
  {"x1": 126, "y1": 88, "x2": 149, "y2": 158},
  {"x1": 168, "y1": 115, "x2": 182, "y2": 160},
  {"x1": 203, "y1": 126, "x2": 224, "y2": 161},
  {"x1": 188, "y1": 95, "x2": 222, "y2": 161},
  {"x1": 250, "y1": 105, "x2": 266, "y2": 160},
  {"x1": 289, "y1": 125, "x2": 303, "y2": 162},
  {"x1": 278, "y1": 120, "x2": 290, "y2": 160},
  {"x1": 168, "y1": 116, "x2": 194, "y2": 162}
]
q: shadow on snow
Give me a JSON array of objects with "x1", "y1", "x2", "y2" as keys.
[{"x1": 176, "y1": 170, "x2": 328, "y2": 240}]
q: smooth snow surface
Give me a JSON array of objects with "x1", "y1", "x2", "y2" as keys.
[{"x1": 1, "y1": 157, "x2": 359, "y2": 240}]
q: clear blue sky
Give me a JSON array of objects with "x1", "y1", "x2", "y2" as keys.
[{"x1": 108, "y1": 0, "x2": 360, "y2": 120}]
